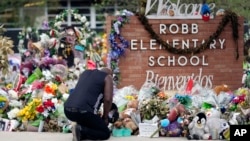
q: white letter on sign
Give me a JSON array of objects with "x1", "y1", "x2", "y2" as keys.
[
  {"x1": 191, "y1": 24, "x2": 198, "y2": 34},
  {"x1": 160, "y1": 24, "x2": 167, "y2": 34}
]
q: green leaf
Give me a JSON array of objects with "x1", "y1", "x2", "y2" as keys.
[{"x1": 30, "y1": 119, "x2": 41, "y2": 127}]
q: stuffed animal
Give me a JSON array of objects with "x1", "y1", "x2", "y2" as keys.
[
  {"x1": 219, "y1": 120, "x2": 230, "y2": 139},
  {"x1": 213, "y1": 84, "x2": 231, "y2": 95},
  {"x1": 164, "y1": 121, "x2": 183, "y2": 137},
  {"x1": 205, "y1": 109, "x2": 228, "y2": 139},
  {"x1": 114, "y1": 100, "x2": 139, "y2": 135},
  {"x1": 187, "y1": 112, "x2": 211, "y2": 140},
  {"x1": 113, "y1": 117, "x2": 138, "y2": 135},
  {"x1": 120, "y1": 99, "x2": 139, "y2": 119},
  {"x1": 201, "y1": 0, "x2": 211, "y2": 21},
  {"x1": 167, "y1": 103, "x2": 186, "y2": 123},
  {"x1": 122, "y1": 118, "x2": 138, "y2": 133}
]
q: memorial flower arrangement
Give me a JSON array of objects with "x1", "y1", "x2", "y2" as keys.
[
  {"x1": 0, "y1": 7, "x2": 110, "y2": 132},
  {"x1": 35, "y1": 99, "x2": 57, "y2": 121},
  {"x1": 17, "y1": 98, "x2": 42, "y2": 122},
  {"x1": 44, "y1": 82, "x2": 58, "y2": 96},
  {"x1": 139, "y1": 88, "x2": 169, "y2": 120}
]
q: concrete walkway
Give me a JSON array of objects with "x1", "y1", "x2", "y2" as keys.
[{"x1": 0, "y1": 132, "x2": 222, "y2": 141}]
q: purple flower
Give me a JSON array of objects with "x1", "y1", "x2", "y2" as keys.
[
  {"x1": 117, "y1": 16, "x2": 123, "y2": 22},
  {"x1": 42, "y1": 20, "x2": 50, "y2": 29}
]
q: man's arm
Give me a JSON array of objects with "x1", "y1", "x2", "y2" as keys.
[{"x1": 102, "y1": 75, "x2": 113, "y2": 122}]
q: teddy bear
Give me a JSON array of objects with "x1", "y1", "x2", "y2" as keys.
[
  {"x1": 122, "y1": 118, "x2": 138, "y2": 134},
  {"x1": 187, "y1": 112, "x2": 211, "y2": 140},
  {"x1": 213, "y1": 84, "x2": 231, "y2": 95},
  {"x1": 113, "y1": 117, "x2": 138, "y2": 135},
  {"x1": 120, "y1": 99, "x2": 139, "y2": 119},
  {"x1": 113, "y1": 99, "x2": 139, "y2": 135}
]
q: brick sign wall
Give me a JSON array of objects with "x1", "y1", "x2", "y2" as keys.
[{"x1": 106, "y1": 16, "x2": 244, "y2": 91}]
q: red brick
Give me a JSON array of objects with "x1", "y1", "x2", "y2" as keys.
[{"x1": 107, "y1": 16, "x2": 245, "y2": 90}]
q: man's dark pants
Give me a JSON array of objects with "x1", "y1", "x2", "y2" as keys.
[{"x1": 64, "y1": 108, "x2": 110, "y2": 140}]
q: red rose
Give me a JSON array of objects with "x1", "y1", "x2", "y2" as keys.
[{"x1": 36, "y1": 105, "x2": 45, "y2": 113}]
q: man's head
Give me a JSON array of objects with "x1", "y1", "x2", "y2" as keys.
[{"x1": 100, "y1": 67, "x2": 113, "y2": 76}]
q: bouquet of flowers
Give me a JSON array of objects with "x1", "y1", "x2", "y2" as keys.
[
  {"x1": 44, "y1": 82, "x2": 58, "y2": 96},
  {"x1": 17, "y1": 98, "x2": 42, "y2": 122},
  {"x1": 139, "y1": 92, "x2": 169, "y2": 120},
  {"x1": 35, "y1": 99, "x2": 56, "y2": 121}
]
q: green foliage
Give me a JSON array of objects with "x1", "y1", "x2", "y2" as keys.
[
  {"x1": 94, "y1": 0, "x2": 140, "y2": 13},
  {"x1": 0, "y1": 0, "x2": 60, "y2": 28},
  {"x1": 94, "y1": 0, "x2": 250, "y2": 20},
  {"x1": 214, "y1": 0, "x2": 250, "y2": 19}
]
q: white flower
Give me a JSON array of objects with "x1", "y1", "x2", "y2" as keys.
[
  {"x1": 75, "y1": 14, "x2": 81, "y2": 20},
  {"x1": 42, "y1": 110, "x2": 49, "y2": 117},
  {"x1": 51, "y1": 98, "x2": 58, "y2": 105},
  {"x1": 42, "y1": 92, "x2": 54, "y2": 100},
  {"x1": 73, "y1": 14, "x2": 78, "y2": 20},
  {"x1": 8, "y1": 90, "x2": 18, "y2": 99},
  {"x1": 115, "y1": 10, "x2": 120, "y2": 16},
  {"x1": 42, "y1": 70, "x2": 54, "y2": 80},
  {"x1": 80, "y1": 16, "x2": 87, "y2": 23},
  {"x1": 62, "y1": 93, "x2": 69, "y2": 101},
  {"x1": 55, "y1": 15, "x2": 60, "y2": 20},
  {"x1": 80, "y1": 39, "x2": 86, "y2": 46},
  {"x1": 54, "y1": 21, "x2": 62, "y2": 28},
  {"x1": 19, "y1": 39, "x2": 24, "y2": 44},
  {"x1": 26, "y1": 27, "x2": 32, "y2": 32},
  {"x1": 40, "y1": 33, "x2": 50, "y2": 43},
  {"x1": 7, "y1": 108, "x2": 20, "y2": 119},
  {"x1": 9, "y1": 100, "x2": 22, "y2": 107},
  {"x1": 86, "y1": 33, "x2": 91, "y2": 38}
]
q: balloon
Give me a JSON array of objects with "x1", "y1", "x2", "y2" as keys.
[
  {"x1": 160, "y1": 119, "x2": 169, "y2": 127},
  {"x1": 177, "y1": 117, "x2": 183, "y2": 124}
]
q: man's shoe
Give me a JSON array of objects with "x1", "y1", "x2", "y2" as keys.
[
  {"x1": 80, "y1": 126, "x2": 88, "y2": 140},
  {"x1": 72, "y1": 124, "x2": 81, "y2": 141}
]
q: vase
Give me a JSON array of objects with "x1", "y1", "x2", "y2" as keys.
[{"x1": 38, "y1": 120, "x2": 44, "y2": 132}]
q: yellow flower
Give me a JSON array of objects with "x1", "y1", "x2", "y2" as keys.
[
  {"x1": 6, "y1": 83, "x2": 12, "y2": 89},
  {"x1": 16, "y1": 98, "x2": 43, "y2": 121},
  {"x1": 51, "y1": 83, "x2": 58, "y2": 90},
  {"x1": 30, "y1": 115, "x2": 35, "y2": 120},
  {"x1": 22, "y1": 117, "x2": 28, "y2": 122},
  {"x1": 125, "y1": 95, "x2": 135, "y2": 100},
  {"x1": 17, "y1": 111, "x2": 24, "y2": 116}
]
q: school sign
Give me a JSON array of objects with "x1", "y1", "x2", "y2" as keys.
[{"x1": 106, "y1": 0, "x2": 244, "y2": 91}]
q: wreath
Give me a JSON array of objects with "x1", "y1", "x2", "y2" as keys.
[
  {"x1": 108, "y1": 10, "x2": 133, "y2": 85},
  {"x1": 49, "y1": 9, "x2": 90, "y2": 32},
  {"x1": 49, "y1": 9, "x2": 107, "y2": 68},
  {"x1": 136, "y1": 10, "x2": 239, "y2": 59}
]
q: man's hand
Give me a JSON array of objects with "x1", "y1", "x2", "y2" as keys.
[{"x1": 102, "y1": 116, "x2": 109, "y2": 126}]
